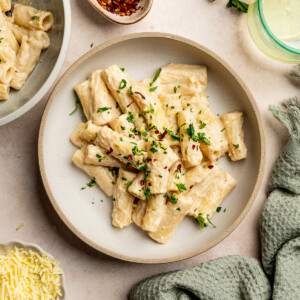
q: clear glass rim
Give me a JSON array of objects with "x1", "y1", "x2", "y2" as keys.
[{"x1": 258, "y1": 0, "x2": 300, "y2": 55}]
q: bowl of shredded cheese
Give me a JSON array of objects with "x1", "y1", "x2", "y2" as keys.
[{"x1": 0, "y1": 240, "x2": 65, "y2": 300}]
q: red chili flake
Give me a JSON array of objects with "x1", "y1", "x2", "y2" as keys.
[
  {"x1": 153, "y1": 159, "x2": 157, "y2": 162},
  {"x1": 107, "y1": 148, "x2": 113, "y2": 154},
  {"x1": 140, "y1": 180, "x2": 144, "y2": 186},
  {"x1": 190, "y1": 185, "x2": 193, "y2": 189},
  {"x1": 128, "y1": 154, "x2": 133, "y2": 161},
  {"x1": 196, "y1": 146, "x2": 199, "y2": 150},
  {"x1": 192, "y1": 145, "x2": 196, "y2": 150},
  {"x1": 132, "y1": 135, "x2": 135, "y2": 139},
  {"x1": 164, "y1": 166, "x2": 167, "y2": 169},
  {"x1": 158, "y1": 130, "x2": 167, "y2": 140},
  {"x1": 148, "y1": 183, "x2": 152, "y2": 186},
  {"x1": 98, "y1": 0, "x2": 141, "y2": 16},
  {"x1": 154, "y1": 130, "x2": 159, "y2": 134},
  {"x1": 177, "y1": 164, "x2": 182, "y2": 172},
  {"x1": 208, "y1": 165, "x2": 214, "y2": 169},
  {"x1": 147, "y1": 158, "x2": 152, "y2": 162}
]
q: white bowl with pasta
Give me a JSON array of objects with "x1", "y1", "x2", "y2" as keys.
[
  {"x1": 0, "y1": 0, "x2": 71, "y2": 126},
  {"x1": 0, "y1": 240, "x2": 66, "y2": 299},
  {"x1": 39, "y1": 33, "x2": 265, "y2": 263}
]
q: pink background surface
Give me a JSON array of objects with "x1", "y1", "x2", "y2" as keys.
[{"x1": 0, "y1": 1, "x2": 299, "y2": 298}]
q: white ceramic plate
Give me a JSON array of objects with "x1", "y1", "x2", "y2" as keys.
[
  {"x1": 0, "y1": 240, "x2": 66, "y2": 298},
  {"x1": 39, "y1": 33, "x2": 265, "y2": 263},
  {"x1": 0, "y1": 0, "x2": 71, "y2": 126}
]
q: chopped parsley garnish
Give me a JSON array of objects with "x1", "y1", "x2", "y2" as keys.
[
  {"x1": 221, "y1": 128, "x2": 226, "y2": 132},
  {"x1": 233, "y1": 144, "x2": 240, "y2": 149},
  {"x1": 31, "y1": 16, "x2": 40, "y2": 20},
  {"x1": 138, "y1": 165, "x2": 148, "y2": 171},
  {"x1": 127, "y1": 112, "x2": 134, "y2": 124},
  {"x1": 176, "y1": 207, "x2": 181, "y2": 211},
  {"x1": 90, "y1": 43, "x2": 94, "y2": 48},
  {"x1": 118, "y1": 79, "x2": 127, "y2": 90},
  {"x1": 150, "y1": 147, "x2": 158, "y2": 153},
  {"x1": 87, "y1": 178, "x2": 96, "y2": 188},
  {"x1": 97, "y1": 106, "x2": 112, "y2": 113},
  {"x1": 81, "y1": 187, "x2": 86, "y2": 190},
  {"x1": 112, "y1": 198, "x2": 116, "y2": 202},
  {"x1": 226, "y1": 0, "x2": 248, "y2": 13},
  {"x1": 69, "y1": 93, "x2": 80, "y2": 115},
  {"x1": 0, "y1": 59, "x2": 2, "y2": 64},
  {"x1": 120, "y1": 137, "x2": 123, "y2": 141},
  {"x1": 143, "y1": 104, "x2": 155, "y2": 115},
  {"x1": 132, "y1": 146, "x2": 144, "y2": 156},
  {"x1": 175, "y1": 183, "x2": 187, "y2": 193},
  {"x1": 169, "y1": 195, "x2": 178, "y2": 204},
  {"x1": 144, "y1": 187, "x2": 151, "y2": 201},
  {"x1": 199, "y1": 121, "x2": 206, "y2": 129},
  {"x1": 108, "y1": 167, "x2": 119, "y2": 177},
  {"x1": 150, "y1": 68, "x2": 162, "y2": 87},
  {"x1": 128, "y1": 86, "x2": 134, "y2": 96},
  {"x1": 174, "y1": 86, "x2": 177, "y2": 93},
  {"x1": 121, "y1": 177, "x2": 127, "y2": 181},
  {"x1": 126, "y1": 182, "x2": 132, "y2": 189},
  {"x1": 116, "y1": 102, "x2": 119, "y2": 109},
  {"x1": 96, "y1": 153, "x2": 106, "y2": 162},
  {"x1": 207, "y1": 215, "x2": 216, "y2": 228},
  {"x1": 216, "y1": 207, "x2": 222, "y2": 213},
  {"x1": 163, "y1": 127, "x2": 180, "y2": 141},
  {"x1": 184, "y1": 124, "x2": 210, "y2": 145},
  {"x1": 159, "y1": 175, "x2": 163, "y2": 178},
  {"x1": 196, "y1": 214, "x2": 206, "y2": 229},
  {"x1": 120, "y1": 67, "x2": 125, "y2": 71},
  {"x1": 149, "y1": 86, "x2": 158, "y2": 92},
  {"x1": 121, "y1": 126, "x2": 126, "y2": 130}
]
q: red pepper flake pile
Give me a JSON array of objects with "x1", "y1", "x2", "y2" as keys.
[{"x1": 98, "y1": 0, "x2": 141, "y2": 17}]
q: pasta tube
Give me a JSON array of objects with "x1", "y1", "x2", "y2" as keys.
[
  {"x1": 221, "y1": 111, "x2": 247, "y2": 161},
  {"x1": 109, "y1": 113, "x2": 137, "y2": 139},
  {"x1": 167, "y1": 161, "x2": 186, "y2": 192},
  {"x1": 178, "y1": 108, "x2": 203, "y2": 168},
  {"x1": 196, "y1": 105, "x2": 229, "y2": 161},
  {"x1": 13, "y1": 4, "x2": 53, "y2": 31},
  {"x1": 0, "y1": 62, "x2": 14, "y2": 84},
  {"x1": 112, "y1": 169, "x2": 136, "y2": 228},
  {"x1": 148, "y1": 193, "x2": 194, "y2": 244},
  {"x1": 132, "y1": 199, "x2": 147, "y2": 227},
  {"x1": 96, "y1": 126, "x2": 147, "y2": 167},
  {"x1": 89, "y1": 70, "x2": 121, "y2": 126},
  {"x1": 0, "y1": 0, "x2": 11, "y2": 12},
  {"x1": 146, "y1": 139, "x2": 179, "y2": 194},
  {"x1": 131, "y1": 84, "x2": 169, "y2": 137},
  {"x1": 0, "y1": 44, "x2": 16, "y2": 63},
  {"x1": 188, "y1": 169, "x2": 237, "y2": 218},
  {"x1": 0, "y1": 11, "x2": 19, "y2": 52},
  {"x1": 128, "y1": 171, "x2": 146, "y2": 200},
  {"x1": 70, "y1": 123, "x2": 89, "y2": 148},
  {"x1": 11, "y1": 32, "x2": 50, "y2": 89},
  {"x1": 72, "y1": 148, "x2": 116, "y2": 197},
  {"x1": 101, "y1": 65, "x2": 147, "y2": 133},
  {"x1": 79, "y1": 120, "x2": 101, "y2": 142},
  {"x1": 74, "y1": 81, "x2": 92, "y2": 121},
  {"x1": 0, "y1": 83, "x2": 9, "y2": 100},
  {"x1": 142, "y1": 194, "x2": 167, "y2": 232},
  {"x1": 85, "y1": 144, "x2": 124, "y2": 168}
]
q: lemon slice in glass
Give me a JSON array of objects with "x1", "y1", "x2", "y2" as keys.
[{"x1": 262, "y1": 0, "x2": 300, "y2": 40}]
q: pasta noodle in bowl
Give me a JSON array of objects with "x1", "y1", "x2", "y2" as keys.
[{"x1": 39, "y1": 33, "x2": 265, "y2": 263}]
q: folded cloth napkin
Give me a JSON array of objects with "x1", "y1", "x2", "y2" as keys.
[{"x1": 129, "y1": 98, "x2": 300, "y2": 300}]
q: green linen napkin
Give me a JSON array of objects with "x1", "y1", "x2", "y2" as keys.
[{"x1": 129, "y1": 98, "x2": 300, "y2": 300}]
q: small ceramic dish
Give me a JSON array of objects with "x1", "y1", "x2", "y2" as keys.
[
  {"x1": 87, "y1": 0, "x2": 153, "y2": 25},
  {"x1": 0, "y1": 240, "x2": 66, "y2": 299}
]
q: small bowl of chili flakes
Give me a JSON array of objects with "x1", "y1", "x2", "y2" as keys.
[{"x1": 88, "y1": 0, "x2": 153, "y2": 25}]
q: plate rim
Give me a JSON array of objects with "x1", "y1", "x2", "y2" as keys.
[
  {"x1": 38, "y1": 32, "x2": 266, "y2": 264},
  {"x1": 0, "y1": 0, "x2": 72, "y2": 127}
]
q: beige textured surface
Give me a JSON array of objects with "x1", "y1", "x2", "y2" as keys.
[{"x1": 0, "y1": 0, "x2": 299, "y2": 299}]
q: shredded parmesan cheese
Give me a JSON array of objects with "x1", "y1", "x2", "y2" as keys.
[{"x1": 0, "y1": 247, "x2": 63, "y2": 300}]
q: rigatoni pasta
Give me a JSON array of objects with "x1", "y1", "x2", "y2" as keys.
[
  {"x1": 70, "y1": 63, "x2": 247, "y2": 243},
  {"x1": 0, "y1": 2, "x2": 53, "y2": 99}
]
